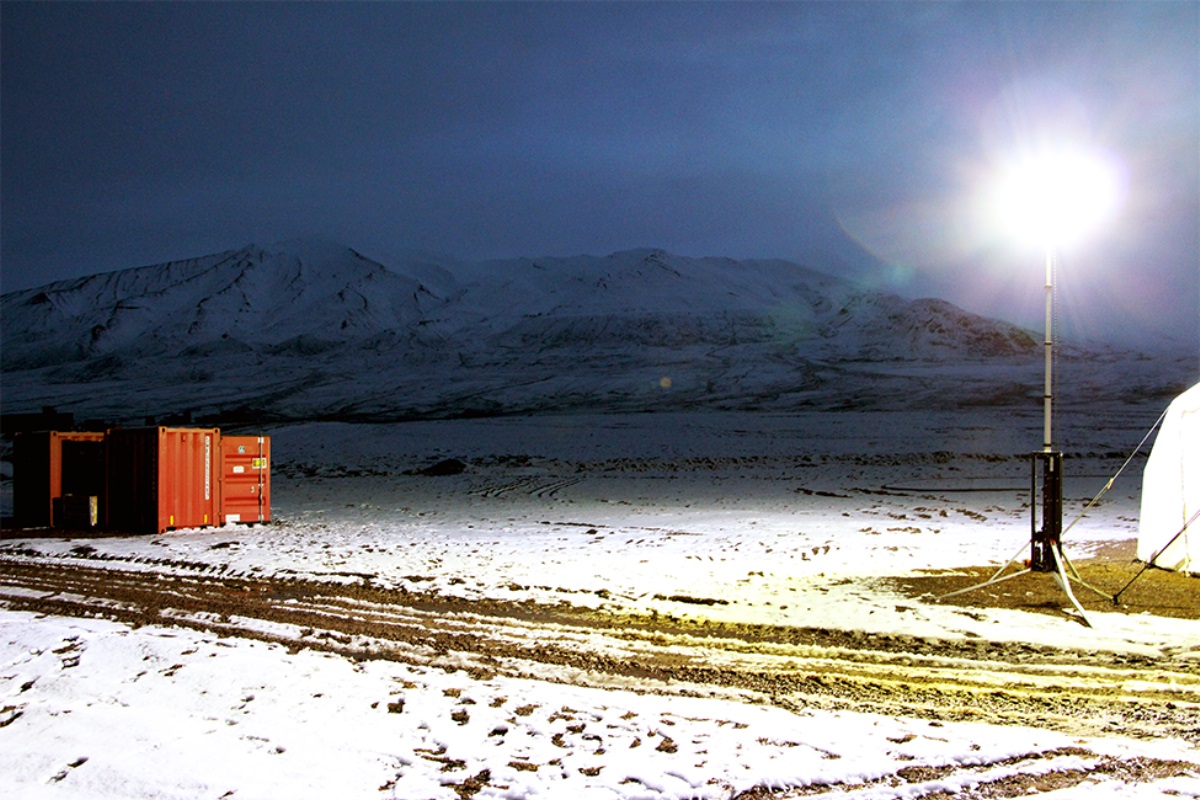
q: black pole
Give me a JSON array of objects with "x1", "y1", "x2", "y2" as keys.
[{"x1": 1031, "y1": 450, "x2": 1063, "y2": 572}]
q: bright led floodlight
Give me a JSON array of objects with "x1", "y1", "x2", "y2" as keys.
[{"x1": 992, "y1": 147, "x2": 1121, "y2": 248}]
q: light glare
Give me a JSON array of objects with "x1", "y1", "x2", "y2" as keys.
[{"x1": 993, "y1": 149, "x2": 1122, "y2": 247}]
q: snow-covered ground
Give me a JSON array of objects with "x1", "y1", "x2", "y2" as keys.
[
  {"x1": 3, "y1": 409, "x2": 1199, "y2": 798},
  {"x1": 6, "y1": 409, "x2": 1190, "y2": 649},
  {"x1": 4, "y1": 609, "x2": 1195, "y2": 800}
]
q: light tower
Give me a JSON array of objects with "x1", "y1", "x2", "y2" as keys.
[
  {"x1": 997, "y1": 148, "x2": 1120, "y2": 574},
  {"x1": 940, "y1": 145, "x2": 1121, "y2": 624}
]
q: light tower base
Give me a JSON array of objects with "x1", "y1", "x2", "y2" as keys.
[{"x1": 937, "y1": 451, "x2": 1111, "y2": 627}]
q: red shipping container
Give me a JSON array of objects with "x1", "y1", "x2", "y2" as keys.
[
  {"x1": 12, "y1": 431, "x2": 106, "y2": 528},
  {"x1": 106, "y1": 427, "x2": 219, "y2": 535},
  {"x1": 220, "y1": 435, "x2": 271, "y2": 524}
]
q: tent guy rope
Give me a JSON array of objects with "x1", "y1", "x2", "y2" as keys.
[
  {"x1": 1060, "y1": 405, "x2": 1170, "y2": 541},
  {"x1": 1114, "y1": 507, "x2": 1200, "y2": 604}
]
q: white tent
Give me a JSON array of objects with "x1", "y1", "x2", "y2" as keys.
[{"x1": 1138, "y1": 382, "x2": 1200, "y2": 573}]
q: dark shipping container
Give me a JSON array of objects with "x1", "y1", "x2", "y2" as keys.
[
  {"x1": 106, "y1": 427, "x2": 219, "y2": 535},
  {"x1": 220, "y1": 435, "x2": 271, "y2": 524}
]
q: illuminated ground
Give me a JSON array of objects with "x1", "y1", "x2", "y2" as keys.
[{"x1": 2, "y1": 411, "x2": 1197, "y2": 798}]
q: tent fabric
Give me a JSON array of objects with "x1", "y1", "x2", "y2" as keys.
[{"x1": 1138, "y1": 382, "x2": 1200, "y2": 573}]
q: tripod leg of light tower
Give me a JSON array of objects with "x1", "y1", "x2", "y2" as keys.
[
  {"x1": 1059, "y1": 550, "x2": 1116, "y2": 602},
  {"x1": 936, "y1": 538, "x2": 1032, "y2": 601},
  {"x1": 1051, "y1": 539, "x2": 1093, "y2": 628}
]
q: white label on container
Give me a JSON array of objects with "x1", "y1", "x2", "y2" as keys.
[
  {"x1": 226, "y1": 514, "x2": 240, "y2": 523},
  {"x1": 233, "y1": 465, "x2": 245, "y2": 473}
]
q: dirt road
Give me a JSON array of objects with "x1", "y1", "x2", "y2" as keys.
[{"x1": 3, "y1": 556, "x2": 1198, "y2": 751}]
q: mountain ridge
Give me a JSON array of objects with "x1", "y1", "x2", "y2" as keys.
[{"x1": 0, "y1": 240, "x2": 1179, "y2": 424}]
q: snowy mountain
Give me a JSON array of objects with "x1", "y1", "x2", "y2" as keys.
[{"x1": 0, "y1": 240, "x2": 1182, "y2": 425}]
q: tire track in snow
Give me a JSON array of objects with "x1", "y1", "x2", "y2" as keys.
[
  {"x1": 1, "y1": 558, "x2": 1198, "y2": 749},
  {"x1": 469, "y1": 476, "x2": 582, "y2": 498}
]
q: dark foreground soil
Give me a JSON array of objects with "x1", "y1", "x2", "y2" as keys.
[{"x1": 887, "y1": 540, "x2": 1200, "y2": 621}]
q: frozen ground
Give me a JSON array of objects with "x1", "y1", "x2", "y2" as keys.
[
  {"x1": 2, "y1": 409, "x2": 1199, "y2": 798},
  {"x1": 3, "y1": 608, "x2": 1196, "y2": 800}
]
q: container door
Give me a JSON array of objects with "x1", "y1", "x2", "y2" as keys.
[
  {"x1": 220, "y1": 436, "x2": 270, "y2": 524},
  {"x1": 59, "y1": 437, "x2": 105, "y2": 528},
  {"x1": 157, "y1": 428, "x2": 219, "y2": 532}
]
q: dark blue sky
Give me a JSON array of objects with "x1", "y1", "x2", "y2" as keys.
[{"x1": 2, "y1": 1, "x2": 1196, "y2": 346}]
